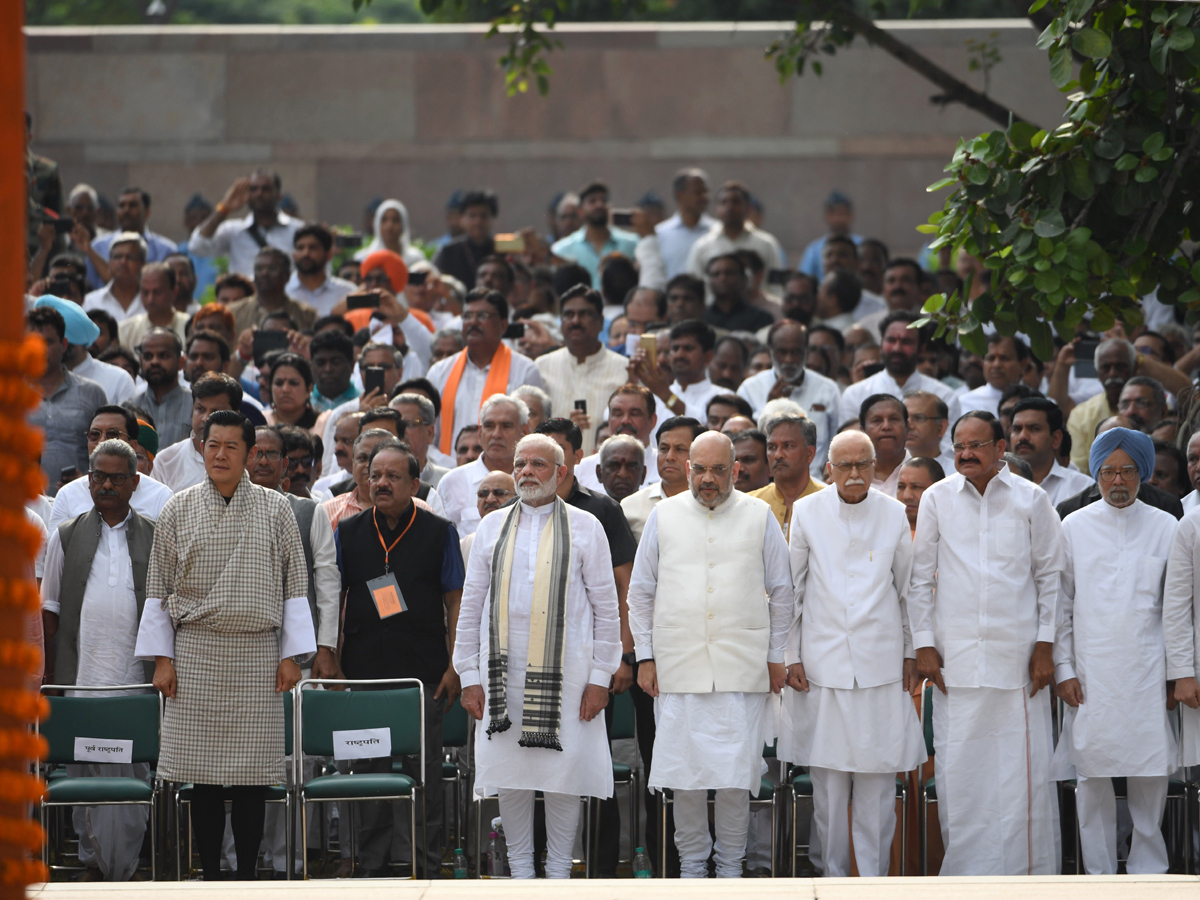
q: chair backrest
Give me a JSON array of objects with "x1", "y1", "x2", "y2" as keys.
[
  {"x1": 41, "y1": 693, "x2": 160, "y2": 765},
  {"x1": 442, "y1": 698, "x2": 468, "y2": 748},
  {"x1": 610, "y1": 689, "x2": 636, "y2": 740},
  {"x1": 922, "y1": 681, "x2": 935, "y2": 758},
  {"x1": 300, "y1": 685, "x2": 423, "y2": 758},
  {"x1": 762, "y1": 739, "x2": 777, "y2": 759}
]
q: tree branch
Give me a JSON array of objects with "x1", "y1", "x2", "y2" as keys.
[
  {"x1": 820, "y1": 1, "x2": 1041, "y2": 129},
  {"x1": 1137, "y1": 120, "x2": 1200, "y2": 246}
]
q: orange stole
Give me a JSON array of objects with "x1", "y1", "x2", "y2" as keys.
[{"x1": 437, "y1": 344, "x2": 513, "y2": 456}]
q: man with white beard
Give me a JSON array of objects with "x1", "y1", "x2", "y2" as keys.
[
  {"x1": 1056, "y1": 427, "x2": 1177, "y2": 874},
  {"x1": 782, "y1": 430, "x2": 925, "y2": 877},
  {"x1": 453, "y1": 434, "x2": 621, "y2": 879},
  {"x1": 628, "y1": 431, "x2": 792, "y2": 878}
]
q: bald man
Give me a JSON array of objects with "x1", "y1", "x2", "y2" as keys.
[
  {"x1": 628, "y1": 432, "x2": 792, "y2": 878},
  {"x1": 459, "y1": 470, "x2": 516, "y2": 567}
]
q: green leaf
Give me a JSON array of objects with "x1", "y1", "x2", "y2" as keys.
[
  {"x1": 923, "y1": 294, "x2": 946, "y2": 313},
  {"x1": 1034, "y1": 210, "x2": 1067, "y2": 238},
  {"x1": 916, "y1": 224, "x2": 940, "y2": 234},
  {"x1": 1029, "y1": 0, "x2": 1049, "y2": 12},
  {"x1": 959, "y1": 326, "x2": 987, "y2": 357},
  {"x1": 927, "y1": 176, "x2": 959, "y2": 192},
  {"x1": 967, "y1": 163, "x2": 990, "y2": 185},
  {"x1": 1090, "y1": 306, "x2": 1116, "y2": 332},
  {"x1": 1094, "y1": 134, "x2": 1125, "y2": 159},
  {"x1": 1114, "y1": 153, "x2": 1141, "y2": 171},
  {"x1": 1079, "y1": 60, "x2": 1096, "y2": 93},
  {"x1": 1034, "y1": 270, "x2": 1062, "y2": 292},
  {"x1": 1135, "y1": 166, "x2": 1159, "y2": 182},
  {"x1": 1143, "y1": 132, "x2": 1165, "y2": 154},
  {"x1": 1191, "y1": 261, "x2": 1200, "y2": 283},
  {"x1": 1168, "y1": 27, "x2": 1195, "y2": 51},
  {"x1": 1064, "y1": 156, "x2": 1095, "y2": 199},
  {"x1": 1179, "y1": 289, "x2": 1200, "y2": 305},
  {"x1": 1050, "y1": 46, "x2": 1074, "y2": 88},
  {"x1": 1008, "y1": 268, "x2": 1029, "y2": 286},
  {"x1": 1150, "y1": 147, "x2": 1174, "y2": 162},
  {"x1": 1038, "y1": 237, "x2": 1055, "y2": 256},
  {"x1": 1009, "y1": 121, "x2": 1040, "y2": 151},
  {"x1": 1072, "y1": 27, "x2": 1113, "y2": 59}
]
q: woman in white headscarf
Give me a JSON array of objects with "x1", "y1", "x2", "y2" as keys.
[{"x1": 354, "y1": 199, "x2": 426, "y2": 267}]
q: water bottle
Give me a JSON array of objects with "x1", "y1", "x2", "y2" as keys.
[
  {"x1": 492, "y1": 817, "x2": 509, "y2": 876},
  {"x1": 487, "y1": 831, "x2": 500, "y2": 877},
  {"x1": 452, "y1": 848, "x2": 468, "y2": 879},
  {"x1": 633, "y1": 846, "x2": 652, "y2": 878}
]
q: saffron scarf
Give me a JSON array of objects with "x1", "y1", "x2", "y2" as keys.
[
  {"x1": 485, "y1": 497, "x2": 572, "y2": 750},
  {"x1": 437, "y1": 343, "x2": 513, "y2": 456}
]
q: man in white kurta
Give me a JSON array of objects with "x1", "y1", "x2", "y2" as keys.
[
  {"x1": 784, "y1": 431, "x2": 926, "y2": 877},
  {"x1": 628, "y1": 431, "x2": 792, "y2": 878},
  {"x1": 1163, "y1": 460, "x2": 1200, "y2": 770},
  {"x1": 453, "y1": 434, "x2": 621, "y2": 879},
  {"x1": 909, "y1": 411, "x2": 1063, "y2": 876},
  {"x1": 1055, "y1": 427, "x2": 1177, "y2": 874}
]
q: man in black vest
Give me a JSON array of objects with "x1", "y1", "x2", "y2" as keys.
[
  {"x1": 336, "y1": 439, "x2": 465, "y2": 878},
  {"x1": 40, "y1": 439, "x2": 154, "y2": 881}
]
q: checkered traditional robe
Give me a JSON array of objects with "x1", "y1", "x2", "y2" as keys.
[{"x1": 147, "y1": 473, "x2": 307, "y2": 785}]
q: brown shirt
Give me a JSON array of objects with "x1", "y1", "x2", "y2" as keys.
[
  {"x1": 749, "y1": 479, "x2": 824, "y2": 541},
  {"x1": 228, "y1": 294, "x2": 318, "y2": 336}
]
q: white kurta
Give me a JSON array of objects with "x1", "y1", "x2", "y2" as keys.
[
  {"x1": 152, "y1": 439, "x2": 207, "y2": 494},
  {"x1": 1163, "y1": 507, "x2": 1200, "y2": 765},
  {"x1": 782, "y1": 488, "x2": 925, "y2": 773},
  {"x1": 453, "y1": 502, "x2": 622, "y2": 799},
  {"x1": 627, "y1": 499, "x2": 792, "y2": 793},
  {"x1": 48, "y1": 473, "x2": 173, "y2": 531},
  {"x1": 1054, "y1": 499, "x2": 1177, "y2": 777}
]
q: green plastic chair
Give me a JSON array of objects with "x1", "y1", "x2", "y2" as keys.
[
  {"x1": 296, "y1": 678, "x2": 425, "y2": 879},
  {"x1": 174, "y1": 691, "x2": 294, "y2": 879},
  {"x1": 407, "y1": 697, "x2": 468, "y2": 852},
  {"x1": 38, "y1": 685, "x2": 161, "y2": 880}
]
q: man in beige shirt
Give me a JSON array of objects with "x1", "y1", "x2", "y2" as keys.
[{"x1": 749, "y1": 412, "x2": 823, "y2": 539}]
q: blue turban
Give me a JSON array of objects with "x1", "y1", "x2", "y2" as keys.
[
  {"x1": 1089, "y1": 426, "x2": 1155, "y2": 483},
  {"x1": 34, "y1": 295, "x2": 100, "y2": 347}
]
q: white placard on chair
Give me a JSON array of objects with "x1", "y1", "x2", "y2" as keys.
[
  {"x1": 332, "y1": 727, "x2": 392, "y2": 760},
  {"x1": 74, "y1": 737, "x2": 133, "y2": 763}
]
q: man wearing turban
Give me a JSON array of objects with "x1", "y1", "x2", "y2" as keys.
[{"x1": 1055, "y1": 427, "x2": 1177, "y2": 874}]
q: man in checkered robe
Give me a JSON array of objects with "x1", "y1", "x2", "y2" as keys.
[{"x1": 135, "y1": 410, "x2": 315, "y2": 880}]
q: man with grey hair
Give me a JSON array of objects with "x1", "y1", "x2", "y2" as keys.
[
  {"x1": 430, "y1": 327, "x2": 465, "y2": 366},
  {"x1": 83, "y1": 231, "x2": 146, "y2": 323},
  {"x1": 512, "y1": 384, "x2": 552, "y2": 430},
  {"x1": 390, "y1": 392, "x2": 449, "y2": 486},
  {"x1": 596, "y1": 434, "x2": 647, "y2": 503},
  {"x1": 1117, "y1": 375, "x2": 1167, "y2": 434},
  {"x1": 781, "y1": 430, "x2": 924, "y2": 877},
  {"x1": 629, "y1": 431, "x2": 791, "y2": 878},
  {"x1": 41, "y1": 439, "x2": 156, "y2": 881},
  {"x1": 438, "y1": 394, "x2": 530, "y2": 536},
  {"x1": 89, "y1": 186, "x2": 178, "y2": 291},
  {"x1": 454, "y1": 433, "x2": 621, "y2": 879},
  {"x1": 750, "y1": 412, "x2": 822, "y2": 539}
]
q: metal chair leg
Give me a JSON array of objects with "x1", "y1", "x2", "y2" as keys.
[
  {"x1": 898, "y1": 781, "x2": 907, "y2": 877},
  {"x1": 149, "y1": 800, "x2": 157, "y2": 882}
]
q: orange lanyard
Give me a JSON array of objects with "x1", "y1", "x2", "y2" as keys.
[{"x1": 373, "y1": 505, "x2": 417, "y2": 573}]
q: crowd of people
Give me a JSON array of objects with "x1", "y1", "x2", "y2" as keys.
[{"x1": 22, "y1": 151, "x2": 1200, "y2": 881}]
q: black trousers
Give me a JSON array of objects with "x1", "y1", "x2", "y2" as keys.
[{"x1": 190, "y1": 784, "x2": 267, "y2": 881}]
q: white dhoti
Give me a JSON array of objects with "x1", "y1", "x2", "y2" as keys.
[
  {"x1": 784, "y1": 681, "x2": 926, "y2": 877},
  {"x1": 932, "y1": 685, "x2": 1060, "y2": 875},
  {"x1": 69, "y1": 762, "x2": 151, "y2": 880},
  {"x1": 649, "y1": 692, "x2": 772, "y2": 878}
]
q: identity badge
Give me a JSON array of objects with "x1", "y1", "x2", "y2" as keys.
[{"x1": 367, "y1": 572, "x2": 407, "y2": 619}]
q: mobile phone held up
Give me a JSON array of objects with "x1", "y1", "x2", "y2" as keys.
[
  {"x1": 364, "y1": 366, "x2": 386, "y2": 397},
  {"x1": 503, "y1": 322, "x2": 526, "y2": 340},
  {"x1": 253, "y1": 330, "x2": 290, "y2": 367},
  {"x1": 1073, "y1": 339, "x2": 1099, "y2": 379},
  {"x1": 610, "y1": 209, "x2": 634, "y2": 228},
  {"x1": 767, "y1": 269, "x2": 792, "y2": 286},
  {"x1": 494, "y1": 233, "x2": 526, "y2": 253},
  {"x1": 346, "y1": 291, "x2": 382, "y2": 311}
]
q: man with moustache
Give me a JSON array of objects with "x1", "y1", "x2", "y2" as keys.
[
  {"x1": 313, "y1": 412, "x2": 363, "y2": 497},
  {"x1": 390, "y1": 393, "x2": 450, "y2": 487},
  {"x1": 336, "y1": 440, "x2": 465, "y2": 878},
  {"x1": 132, "y1": 328, "x2": 192, "y2": 448},
  {"x1": 628, "y1": 431, "x2": 791, "y2": 878},
  {"x1": 855, "y1": 259, "x2": 925, "y2": 340},
  {"x1": 1056, "y1": 427, "x2": 1176, "y2": 874},
  {"x1": 322, "y1": 428, "x2": 432, "y2": 530},
  {"x1": 438, "y1": 394, "x2": 530, "y2": 536},
  {"x1": 576, "y1": 385, "x2": 661, "y2": 493},
  {"x1": 427, "y1": 289, "x2": 545, "y2": 456},
  {"x1": 319, "y1": 342, "x2": 406, "y2": 473},
  {"x1": 621, "y1": 417, "x2": 702, "y2": 543},
  {"x1": 860, "y1": 395, "x2": 910, "y2": 499},
  {"x1": 750, "y1": 413, "x2": 822, "y2": 538},
  {"x1": 738, "y1": 321, "x2": 840, "y2": 478},
  {"x1": 1066, "y1": 339, "x2": 1138, "y2": 474},
  {"x1": 596, "y1": 435, "x2": 647, "y2": 503},
  {"x1": 1116, "y1": 376, "x2": 1167, "y2": 434},
  {"x1": 782, "y1": 431, "x2": 925, "y2": 877},
  {"x1": 957, "y1": 335, "x2": 1030, "y2": 416},
  {"x1": 1009, "y1": 398, "x2": 1093, "y2": 506},
  {"x1": 453, "y1": 434, "x2": 621, "y2": 879},
  {"x1": 459, "y1": 470, "x2": 517, "y2": 566},
  {"x1": 910, "y1": 411, "x2": 1064, "y2": 875},
  {"x1": 730, "y1": 430, "x2": 771, "y2": 493}
]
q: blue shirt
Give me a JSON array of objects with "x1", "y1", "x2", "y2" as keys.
[
  {"x1": 798, "y1": 232, "x2": 863, "y2": 280},
  {"x1": 88, "y1": 230, "x2": 178, "y2": 290},
  {"x1": 311, "y1": 383, "x2": 360, "y2": 413},
  {"x1": 551, "y1": 226, "x2": 640, "y2": 285}
]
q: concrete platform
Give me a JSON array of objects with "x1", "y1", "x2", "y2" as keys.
[{"x1": 27, "y1": 876, "x2": 1200, "y2": 900}]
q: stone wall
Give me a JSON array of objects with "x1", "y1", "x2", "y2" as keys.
[{"x1": 26, "y1": 21, "x2": 1065, "y2": 260}]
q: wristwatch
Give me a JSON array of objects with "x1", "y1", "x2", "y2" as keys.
[{"x1": 621, "y1": 651, "x2": 637, "y2": 667}]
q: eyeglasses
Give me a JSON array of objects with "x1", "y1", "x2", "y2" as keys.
[
  {"x1": 461, "y1": 311, "x2": 499, "y2": 323},
  {"x1": 689, "y1": 464, "x2": 730, "y2": 476},
  {"x1": 287, "y1": 455, "x2": 315, "y2": 468},
  {"x1": 1098, "y1": 465, "x2": 1140, "y2": 483},
  {"x1": 477, "y1": 488, "x2": 515, "y2": 499},
  {"x1": 88, "y1": 470, "x2": 130, "y2": 486},
  {"x1": 398, "y1": 418, "x2": 428, "y2": 429},
  {"x1": 830, "y1": 459, "x2": 874, "y2": 473},
  {"x1": 86, "y1": 429, "x2": 129, "y2": 442},
  {"x1": 257, "y1": 450, "x2": 283, "y2": 462},
  {"x1": 952, "y1": 439, "x2": 996, "y2": 454},
  {"x1": 908, "y1": 415, "x2": 945, "y2": 424},
  {"x1": 1118, "y1": 397, "x2": 1156, "y2": 409}
]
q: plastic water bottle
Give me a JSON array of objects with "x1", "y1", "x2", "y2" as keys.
[
  {"x1": 633, "y1": 846, "x2": 652, "y2": 878},
  {"x1": 487, "y1": 831, "x2": 501, "y2": 877},
  {"x1": 452, "y1": 848, "x2": 468, "y2": 879},
  {"x1": 492, "y1": 817, "x2": 509, "y2": 876}
]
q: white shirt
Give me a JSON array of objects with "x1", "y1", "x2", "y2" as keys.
[
  {"x1": 789, "y1": 487, "x2": 914, "y2": 688},
  {"x1": 151, "y1": 440, "x2": 206, "y2": 494},
  {"x1": 1183, "y1": 490, "x2": 1200, "y2": 513},
  {"x1": 83, "y1": 284, "x2": 143, "y2": 323},
  {"x1": 665, "y1": 377, "x2": 722, "y2": 426},
  {"x1": 426, "y1": 348, "x2": 545, "y2": 447},
  {"x1": 576, "y1": 443, "x2": 660, "y2": 496},
  {"x1": 635, "y1": 235, "x2": 667, "y2": 291},
  {"x1": 738, "y1": 367, "x2": 843, "y2": 477},
  {"x1": 909, "y1": 463, "x2": 1064, "y2": 689},
  {"x1": 840, "y1": 369, "x2": 961, "y2": 452},
  {"x1": 41, "y1": 512, "x2": 145, "y2": 691},
  {"x1": 684, "y1": 222, "x2": 785, "y2": 278},
  {"x1": 1164, "y1": 507, "x2": 1200, "y2": 681},
  {"x1": 535, "y1": 345, "x2": 630, "y2": 456},
  {"x1": 956, "y1": 383, "x2": 1005, "y2": 417},
  {"x1": 871, "y1": 450, "x2": 911, "y2": 499},
  {"x1": 49, "y1": 472, "x2": 173, "y2": 532},
  {"x1": 72, "y1": 355, "x2": 135, "y2": 405},
  {"x1": 1038, "y1": 461, "x2": 1093, "y2": 508},
  {"x1": 284, "y1": 273, "x2": 358, "y2": 317},
  {"x1": 656, "y1": 212, "x2": 717, "y2": 280},
  {"x1": 436, "y1": 457, "x2": 490, "y2": 536},
  {"x1": 188, "y1": 211, "x2": 303, "y2": 277},
  {"x1": 619, "y1": 481, "x2": 666, "y2": 543}
]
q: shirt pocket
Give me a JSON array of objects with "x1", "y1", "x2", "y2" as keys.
[
  {"x1": 992, "y1": 519, "x2": 1023, "y2": 560},
  {"x1": 870, "y1": 547, "x2": 895, "y2": 568}
]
